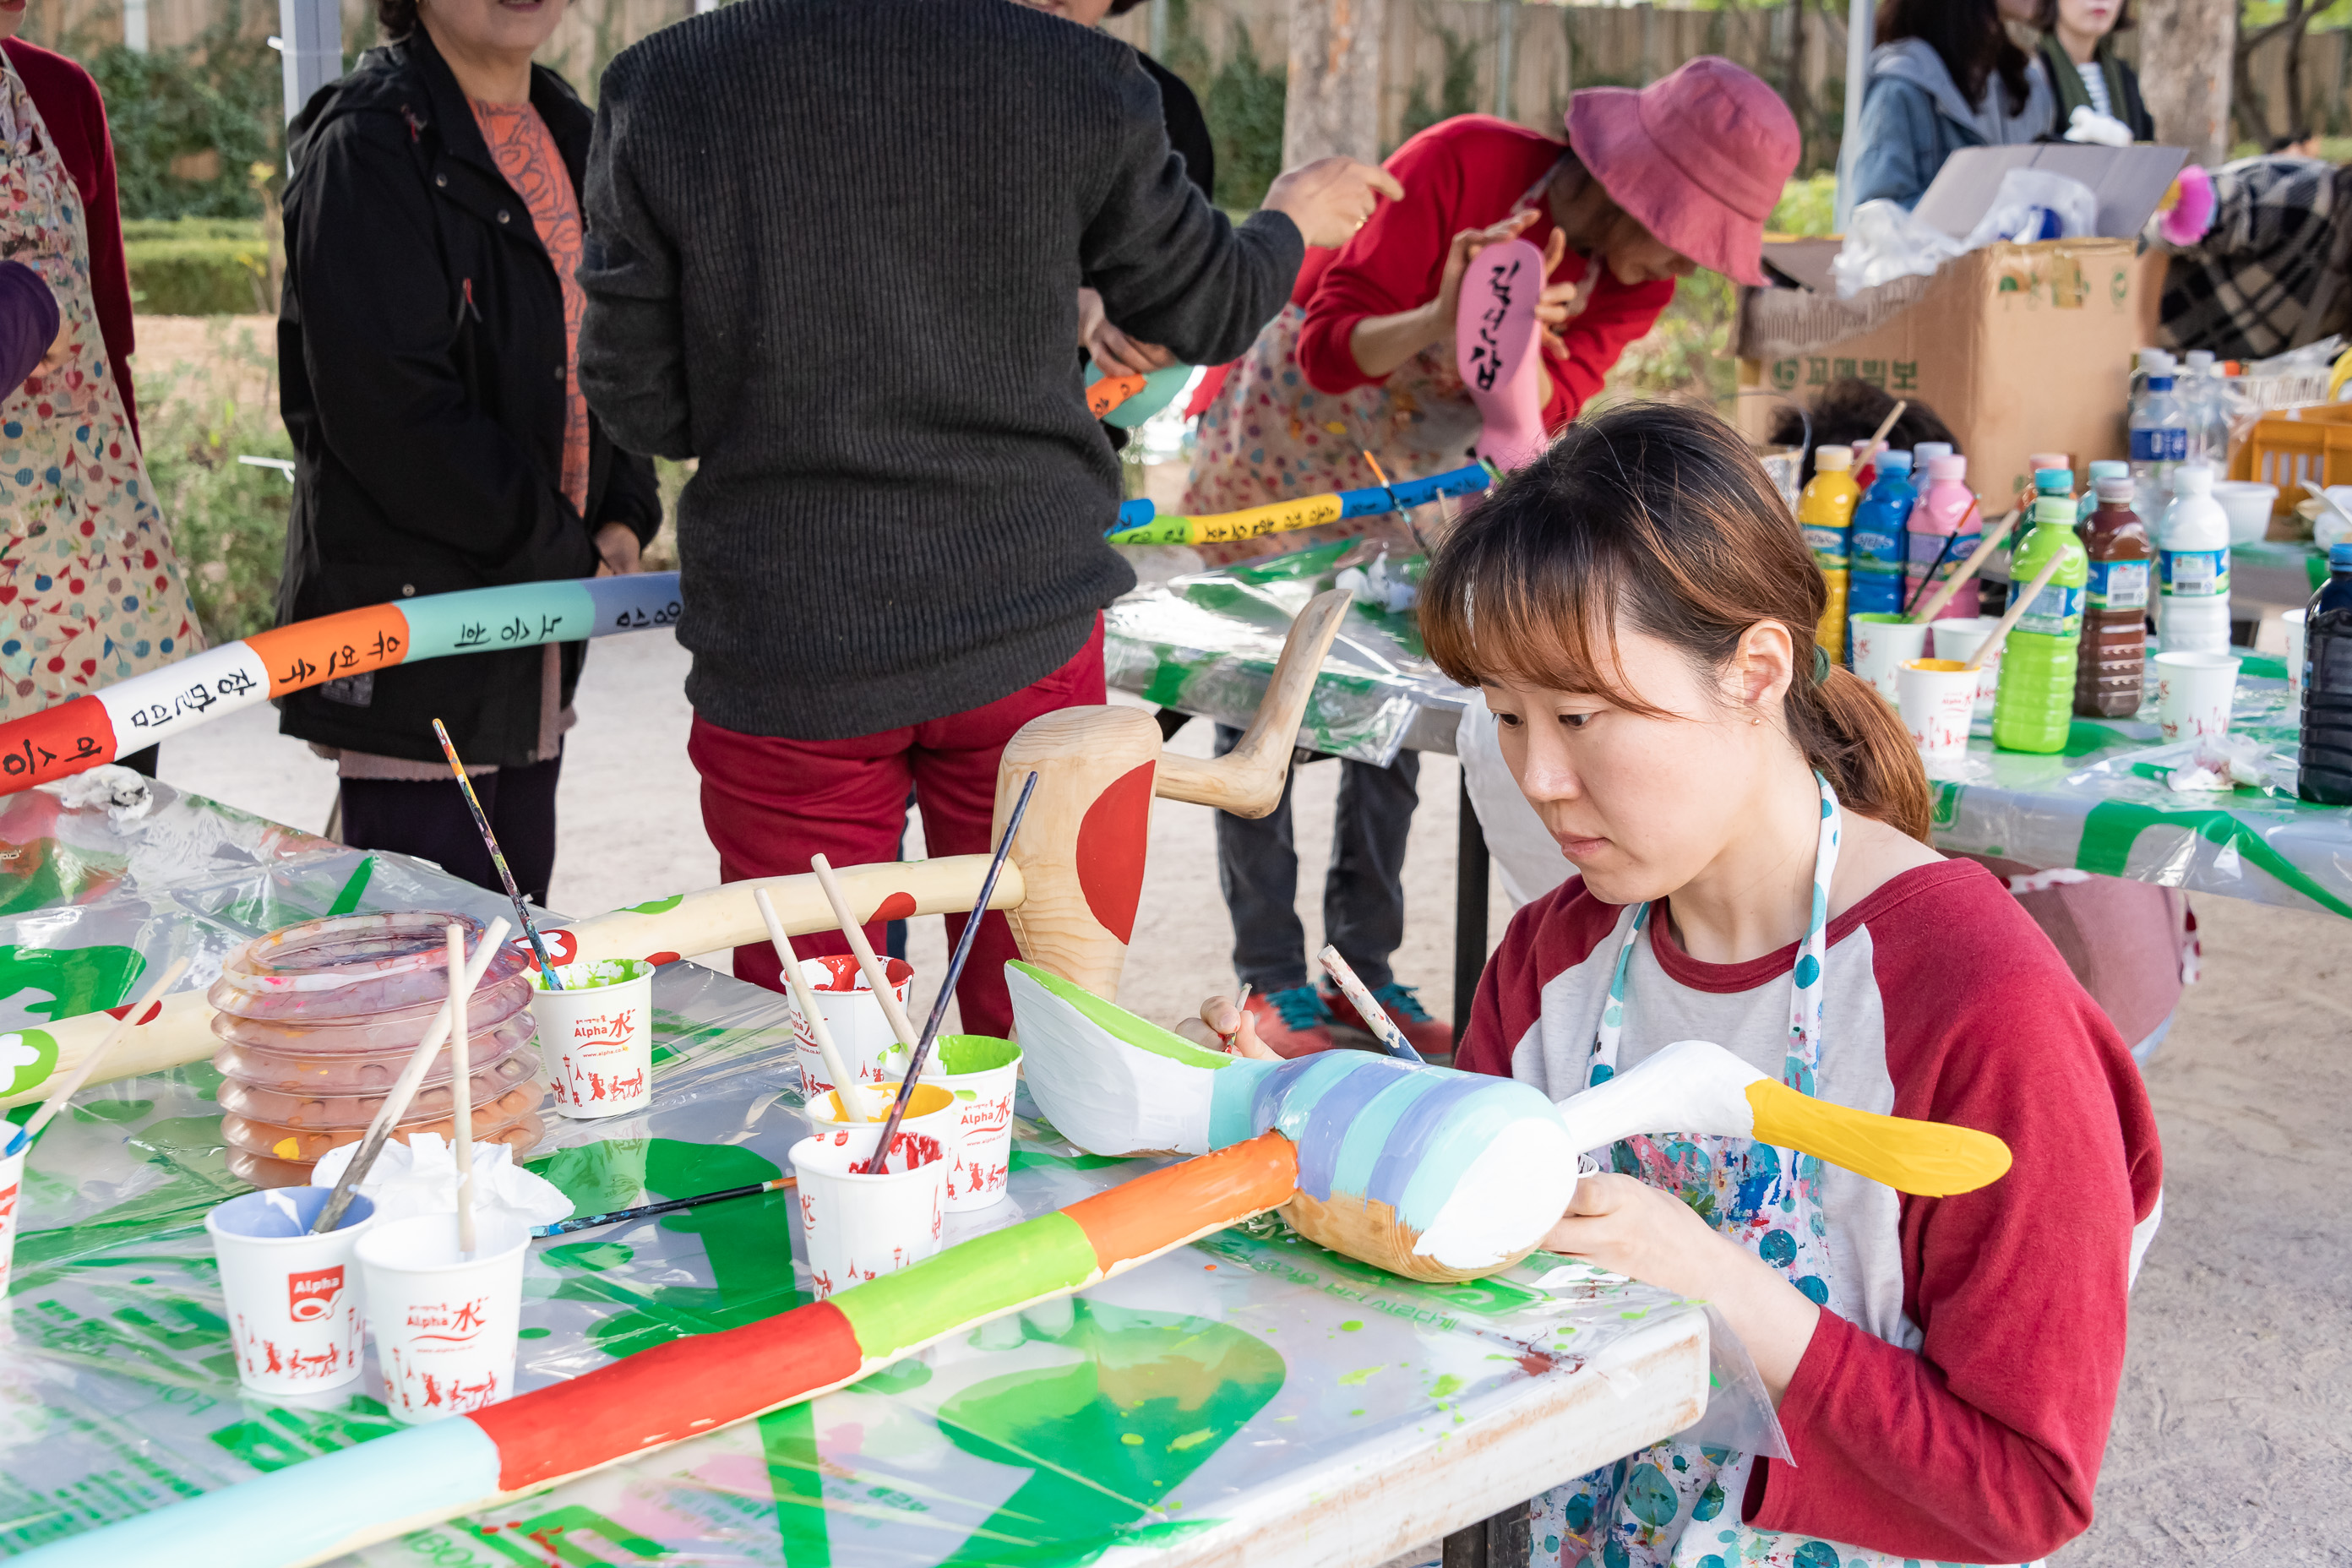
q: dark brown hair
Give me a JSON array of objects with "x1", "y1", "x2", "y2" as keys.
[
  {"x1": 378, "y1": 0, "x2": 418, "y2": 42},
  {"x1": 1877, "y1": 0, "x2": 2032, "y2": 119},
  {"x1": 1420, "y1": 401, "x2": 1932, "y2": 841},
  {"x1": 1768, "y1": 378, "x2": 1958, "y2": 485}
]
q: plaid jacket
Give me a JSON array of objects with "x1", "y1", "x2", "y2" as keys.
[{"x1": 2159, "y1": 155, "x2": 2346, "y2": 360}]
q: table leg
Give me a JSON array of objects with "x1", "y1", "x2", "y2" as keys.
[
  {"x1": 1453, "y1": 772, "x2": 1490, "y2": 1043},
  {"x1": 1441, "y1": 1500, "x2": 1532, "y2": 1568}
]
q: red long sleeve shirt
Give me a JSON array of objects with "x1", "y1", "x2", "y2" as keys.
[
  {"x1": 3, "y1": 36, "x2": 139, "y2": 447},
  {"x1": 1293, "y1": 114, "x2": 1674, "y2": 433},
  {"x1": 1462, "y1": 859, "x2": 2164, "y2": 1562}
]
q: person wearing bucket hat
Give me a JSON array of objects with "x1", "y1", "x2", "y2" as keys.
[{"x1": 1176, "y1": 58, "x2": 1799, "y2": 1060}]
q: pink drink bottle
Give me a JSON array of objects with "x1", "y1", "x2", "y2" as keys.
[{"x1": 1908, "y1": 455, "x2": 1982, "y2": 623}]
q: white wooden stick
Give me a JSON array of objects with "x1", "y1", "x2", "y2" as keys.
[
  {"x1": 447, "y1": 925, "x2": 476, "y2": 1258},
  {"x1": 1862, "y1": 399, "x2": 1908, "y2": 465},
  {"x1": 757, "y1": 887, "x2": 873, "y2": 1121},
  {"x1": 1906, "y1": 505, "x2": 2021, "y2": 624},
  {"x1": 14, "y1": 956, "x2": 191, "y2": 1152},
  {"x1": 313, "y1": 917, "x2": 509, "y2": 1234},
  {"x1": 807, "y1": 853, "x2": 921, "y2": 1048},
  {"x1": 1963, "y1": 550, "x2": 2066, "y2": 672}
]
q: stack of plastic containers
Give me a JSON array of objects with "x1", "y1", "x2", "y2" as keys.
[{"x1": 210, "y1": 913, "x2": 548, "y2": 1188}]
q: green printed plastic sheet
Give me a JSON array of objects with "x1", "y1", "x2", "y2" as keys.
[
  {"x1": 0, "y1": 781, "x2": 1702, "y2": 1565},
  {"x1": 1109, "y1": 547, "x2": 2352, "y2": 917}
]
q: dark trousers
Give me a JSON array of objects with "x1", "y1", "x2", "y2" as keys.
[
  {"x1": 337, "y1": 754, "x2": 564, "y2": 906},
  {"x1": 1213, "y1": 724, "x2": 1418, "y2": 994}
]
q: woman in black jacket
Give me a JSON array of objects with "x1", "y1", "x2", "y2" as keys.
[{"x1": 278, "y1": 0, "x2": 659, "y2": 906}]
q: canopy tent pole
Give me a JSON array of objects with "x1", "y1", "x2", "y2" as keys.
[{"x1": 1833, "y1": 0, "x2": 1871, "y2": 231}]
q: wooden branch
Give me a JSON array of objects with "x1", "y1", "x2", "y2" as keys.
[{"x1": 1152, "y1": 587, "x2": 1352, "y2": 819}]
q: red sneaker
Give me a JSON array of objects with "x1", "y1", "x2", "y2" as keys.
[
  {"x1": 1243, "y1": 985, "x2": 1339, "y2": 1059},
  {"x1": 1320, "y1": 981, "x2": 1454, "y2": 1062}
]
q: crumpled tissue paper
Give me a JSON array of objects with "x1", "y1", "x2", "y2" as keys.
[{"x1": 313, "y1": 1131, "x2": 573, "y2": 1228}]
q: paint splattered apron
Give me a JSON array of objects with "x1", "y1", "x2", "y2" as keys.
[
  {"x1": 0, "y1": 55, "x2": 203, "y2": 724},
  {"x1": 1177, "y1": 302, "x2": 1482, "y2": 566},
  {"x1": 1533, "y1": 776, "x2": 2026, "y2": 1568}
]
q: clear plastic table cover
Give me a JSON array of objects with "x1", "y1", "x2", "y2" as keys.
[
  {"x1": 0, "y1": 781, "x2": 1707, "y2": 1565},
  {"x1": 1105, "y1": 542, "x2": 1451, "y2": 767},
  {"x1": 1108, "y1": 548, "x2": 2352, "y2": 918}
]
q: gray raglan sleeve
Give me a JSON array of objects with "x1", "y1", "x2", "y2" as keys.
[
  {"x1": 577, "y1": 52, "x2": 695, "y2": 461},
  {"x1": 1079, "y1": 54, "x2": 1304, "y2": 367}
]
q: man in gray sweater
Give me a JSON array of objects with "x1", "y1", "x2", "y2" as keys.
[{"x1": 577, "y1": 0, "x2": 1395, "y2": 1032}]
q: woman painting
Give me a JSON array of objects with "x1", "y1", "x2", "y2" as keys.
[
  {"x1": 278, "y1": 0, "x2": 660, "y2": 905},
  {"x1": 1209, "y1": 402, "x2": 2159, "y2": 1565}
]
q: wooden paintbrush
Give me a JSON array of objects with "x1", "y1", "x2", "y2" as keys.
[
  {"x1": 430, "y1": 719, "x2": 563, "y2": 991},
  {"x1": 808, "y1": 854, "x2": 922, "y2": 1051},
  {"x1": 756, "y1": 886, "x2": 873, "y2": 1121},
  {"x1": 446, "y1": 923, "x2": 476, "y2": 1258},
  {"x1": 1317, "y1": 945, "x2": 1424, "y2": 1063}
]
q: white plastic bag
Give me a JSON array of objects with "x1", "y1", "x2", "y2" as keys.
[
  {"x1": 1957, "y1": 168, "x2": 2100, "y2": 251},
  {"x1": 2063, "y1": 105, "x2": 2135, "y2": 147},
  {"x1": 1831, "y1": 199, "x2": 1967, "y2": 297}
]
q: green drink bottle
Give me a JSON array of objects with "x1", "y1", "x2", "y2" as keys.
[{"x1": 1991, "y1": 497, "x2": 2090, "y2": 754}]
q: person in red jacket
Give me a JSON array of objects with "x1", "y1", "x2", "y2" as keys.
[
  {"x1": 1169, "y1": 59, "x2": 1802, "y2": 1059},
  {"x1": 0, "y1": 17, "x2": 139, "y2": 446},
  {"x1": 1212, "y1": 400, "x2": 2161, "y2": 1565}
]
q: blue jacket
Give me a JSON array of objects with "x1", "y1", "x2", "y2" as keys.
[{"x1": 1850, "y1": 39, "x2": 2055, "y2": 210}]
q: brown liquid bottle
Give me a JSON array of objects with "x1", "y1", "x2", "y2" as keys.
[{"x1": 2075, "y1": 474, "x2": 2153, "y2": 717}]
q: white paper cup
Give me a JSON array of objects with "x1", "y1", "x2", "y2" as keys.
[
  {"x1": 531, "y1": 959, "x2": 655, "y2": 1119},
  {"x1": 791, "y1": 1124, "x2": 946, "y2": 1299},
  {"x1": 0, "y1": 1135, "x2": 29, "y2": 1297},
  {"x1": 2153, "y1": 651, "x2": 2242, "y2": 743},
  {"x1": 920, "y1": 1036, "x2": 1022, "y2": 1212},
  {"x1": 1897, "y1": 659, "x2": 1979, "y2": 770},
  {"x1": 2285, "y1": 609, "x2": 2309, "y2": 700},
  {"x1": 1848, "y1": 613, "x2": 1932, "y2": 703},
  {"x1": 788, "y1": 955, "x2": 917, "y2": 1097},
  {"x1": 1930, "y1": 617, "x2": 2004, "y2": 716},
  {"x1": 206, "y1": 1186, "x2": 378, "y2": 1396},
  {"x1": 357, "y1": 1211, "x2": 531, "y2": 1423}
]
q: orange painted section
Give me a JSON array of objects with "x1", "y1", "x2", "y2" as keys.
[
  {"x1": 247, "y1": 605, "x2": 412, "y2": 697},
  {"x1": 1088, "y1": 374, "x2": 1147, "y2": 416},
  {"x1": 1067, "y1": 1131, "x2": 1299, "y2": 1271}
]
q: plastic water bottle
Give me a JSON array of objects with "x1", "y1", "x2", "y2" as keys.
[
  {"x1": 2298, "y1": 542, "x2": 2352, "y2": 804},
  {"x1": 1799, "y1": 447, "x2": 1860, "y2": 660},
  {"x1": 1909, "y1": 455, "x2": 1980, "y2": 622},
  {"x1": 2181, "y1": 349, "x2": 2230, "y2": 468},
  {"x1": 1993, "y1": 496, "x2": 2090, "y2": 753},
  {"x1": 1849, "y1": 450, "x2": 1916, "y2": 619},
  {"x1": 2075, "y1": 474, "x2": 2153, "y2": 718},
  {"x1": 2157, "y1": 463, "x2": 2232, "y2": 654},
  {"x1": 1913, "y1": 441, "x2": 1953, "y2": 466},
  {"x1": 2081, "y1": 459, "x2": 2129, "y2": 525},
  {"x1": 2130, "y1": 362, "x2": 2188, "y2": 504}
]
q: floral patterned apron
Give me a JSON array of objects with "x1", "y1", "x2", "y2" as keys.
[{"x1": 0, "y1": 55, "x2": 204, "y2": 723}]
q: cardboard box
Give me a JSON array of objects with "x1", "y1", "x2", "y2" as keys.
[{"x1": 1734, "y1": 237, "x2": 2148, "y2": 508}]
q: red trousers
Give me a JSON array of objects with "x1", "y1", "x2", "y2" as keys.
[{"x1": 689, "y1": 618, "x2": 1107, "y2": 1038}]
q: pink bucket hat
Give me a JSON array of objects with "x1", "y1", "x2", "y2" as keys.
[{"x1": 1565, "y1": 57, "x2": 1799, "y2": 288}]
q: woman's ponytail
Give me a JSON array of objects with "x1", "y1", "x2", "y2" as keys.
[{"x1": 1790, "y1": 667, "x2": 1934, "y2": 842}]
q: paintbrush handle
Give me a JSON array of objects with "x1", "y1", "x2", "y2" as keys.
[
  {"x1": 1907, "y1": 505, "x2": 2018, "y2": 624},
  {"x1": 447, "y1": 924, "x2": 476, "y2": 1257},
  {"x1": 760, "y1": 888, "x2": 872, "y2": 1121},
  {"x1": 871, "y1": 771, "x2": 1039, "y2": 1164},
  {"x1": 1862, "y1": 398, "x2": 1908, "y2": 463},
  {"x1": 313, "y1": 917, "x2": 509, "y2": 1234},
  {"x1": 431, "y1": 720, "x2": 562, "y2": 990},
  {"x1": 808, "y1": 855, "x2": 921, "y2": 1048},
  {"x1": 532, "y1": 1177, "x2": 795, "y2": 1237},
  {"x1": 1963, "y1": 549, "x2": 2066, "y2": 673},
  {"x1": 1317, "y1": 945, "x2": 1423, "y2": 1063}
]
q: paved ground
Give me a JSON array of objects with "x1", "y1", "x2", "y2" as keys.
[{"x1": 155, "y1": 627, "x2": 2352, "y2": 1562}]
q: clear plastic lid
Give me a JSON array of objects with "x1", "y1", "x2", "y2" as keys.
[
  {"x1": 210, "y1": 1006, "x2": 537, "y2": 1096},
  {"x1": 214, "y1": 1044, "x2": 541, "y2": 1128},
  {"x1": 1914, "y1": 442, "x2": 1953, "y2": 461},
  {"x1": 210, "y1": 970, "x2": 534, "y2": 1055},
  {"x1": 210, "y1": 912, "x2": 529, "y2": 1022},
  {"x1": 2096, "y1": 476, "x2": 2136, "y2": 503}
]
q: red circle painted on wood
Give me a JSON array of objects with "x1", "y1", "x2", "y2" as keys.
[{"x1": 1075, "y1": 760, "x2": 1156, "y2": 946}]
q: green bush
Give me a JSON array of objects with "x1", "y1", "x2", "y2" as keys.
[
  {"x1": 140, "y1": 325, "x2": 291, "y2": 645},
  {"x1": 1205, "y1": 21, "x2": 1286, "y2": 212},
  {"x1": 1768, "y1": 173, "x2": 1839, "y2": 239},
  {"x1": 125, "y1": 220, "x2": 273, "y2": 316},
  {"x1": 87, "y1": 16, "x2": 281, "y2": 222}
]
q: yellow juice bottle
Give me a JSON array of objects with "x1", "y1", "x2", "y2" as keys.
[{"x1": 1798, "y1": 447, "x2": 1861, "y2": 661}]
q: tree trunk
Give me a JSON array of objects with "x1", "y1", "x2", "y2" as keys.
[
  {"x1": 2140, "y1": 0, "x2": 2237, "y2": 168},
  {"x1": 2283, "y1": 5, "x2": 2313, "y2": 137},
  {"x1": 1785, "y1": 0, "x2": 1810, "y2": 174},
  {"x1": 1282, "y1": 0, "x2": 1389, "y2": 167}
]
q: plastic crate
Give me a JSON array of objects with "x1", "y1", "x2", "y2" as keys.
[{"x1": 2230, "y1": 402, "x2": 2352, "y2": 518}]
